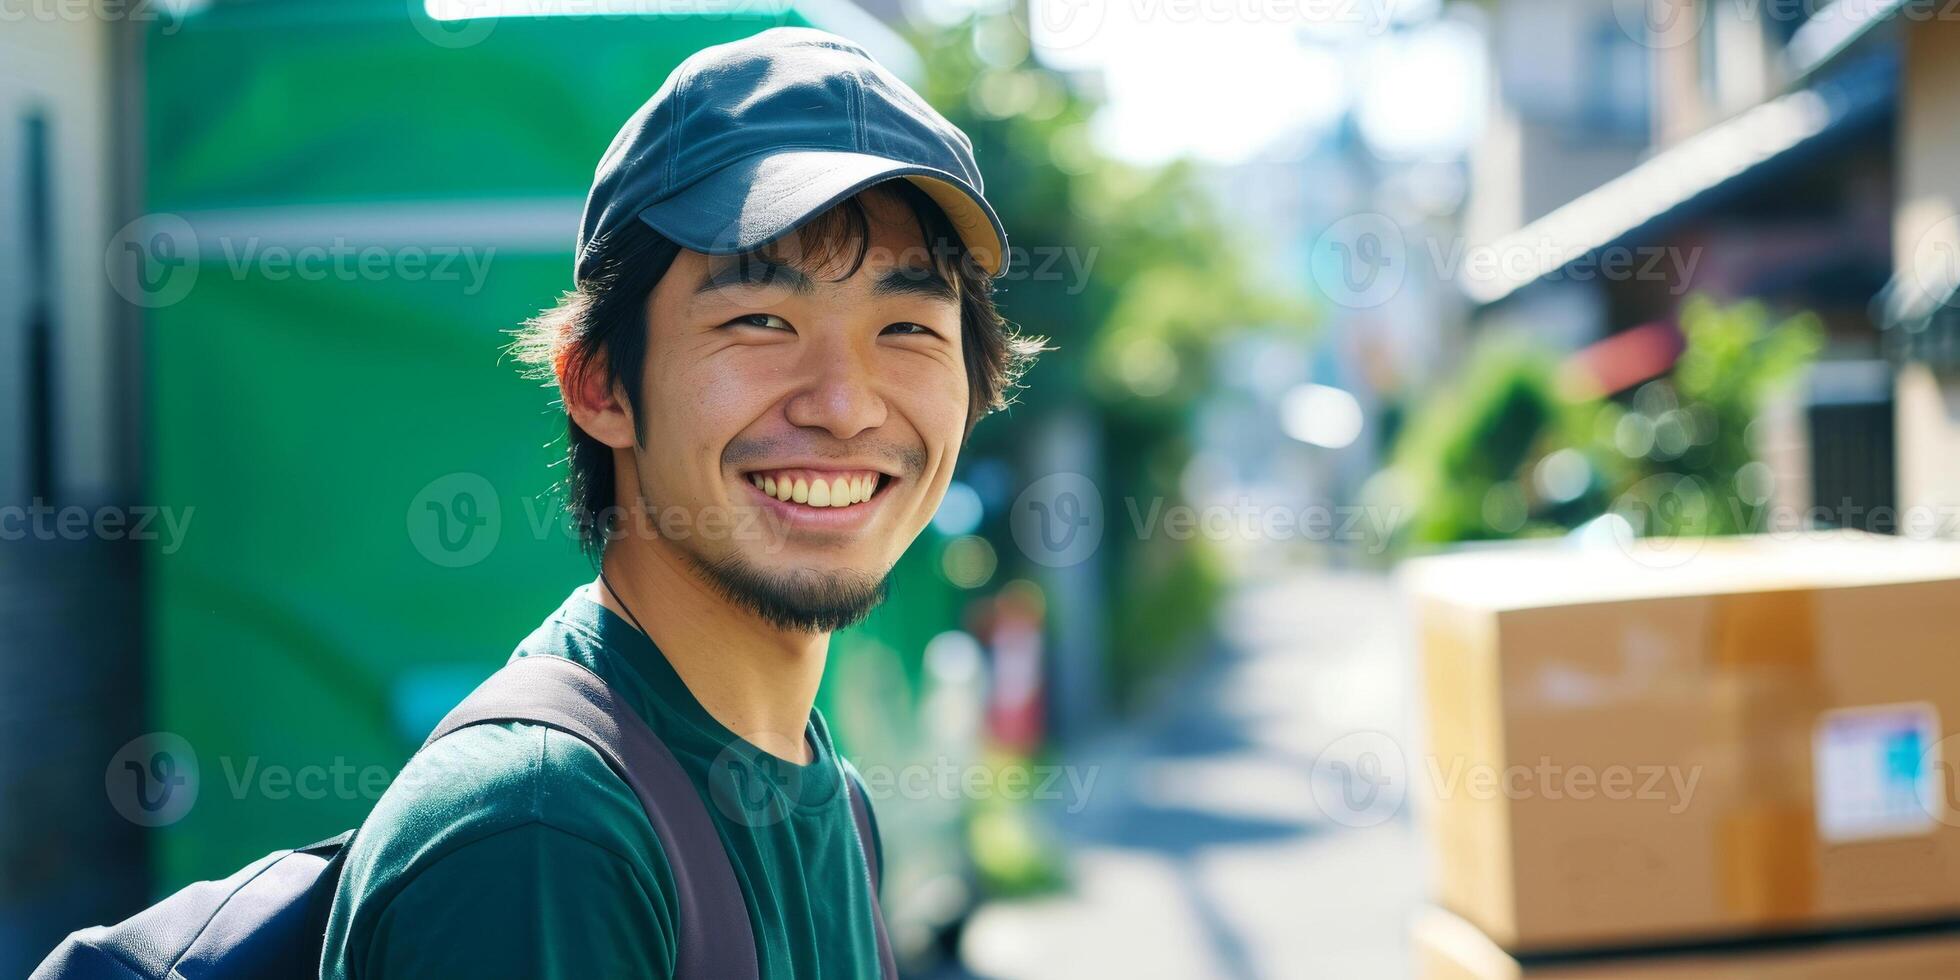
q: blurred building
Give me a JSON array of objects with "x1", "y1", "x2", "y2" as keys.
[
  {"x1": 0, "y1": 10, "x2": 149, "y2": 977},
  {"x1": 1462, "y1": 0, "x2": 1907, "y2": 533},
  {"x1": 1882, "y1": 12, "x2": 1960, "y2": 531},
  {"x1": 0, "y1": 0, "x2": 146, "y2": 504}
]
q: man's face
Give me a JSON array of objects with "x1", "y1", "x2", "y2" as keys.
[{"x1": 627, "y1": 190, "x2": 969, "y2": 630}]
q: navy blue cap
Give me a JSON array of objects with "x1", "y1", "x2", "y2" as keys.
[{"x1": 576, "y1": 27, "x2": 1009, "y2": 282}]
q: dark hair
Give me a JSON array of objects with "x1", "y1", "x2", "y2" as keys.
[{"x1": 509, "y1": 180, "x2": 1044, "y2": 560}]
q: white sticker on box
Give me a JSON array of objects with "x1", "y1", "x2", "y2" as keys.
[{"x1": 1813, "y1": 703, "x2": 1942, "y2": 842}]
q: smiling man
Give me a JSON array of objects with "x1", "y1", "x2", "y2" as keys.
[{"x1": 319, "y1": 28, "x2": 1038, "y2": 980}]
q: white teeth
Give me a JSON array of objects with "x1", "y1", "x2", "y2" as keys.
[{"x1": 751, "y1": 472, "x2": 881, "y2": 507}]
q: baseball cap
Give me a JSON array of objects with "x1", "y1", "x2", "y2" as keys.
[{"x1": 576, "y1": 27, "x2": 1010, "y2": 283}]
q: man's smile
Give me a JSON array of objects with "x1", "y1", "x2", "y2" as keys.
[
  {"x1": 738, "y1": 466, "x2": 901, "y2": 531},
  {"x1": 744, "y1": 468, "x2": 889, "y2": 508}
]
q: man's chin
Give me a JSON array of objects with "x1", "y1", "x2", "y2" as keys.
[{"x1": 687, "y1": 552, "x2": 891, "y2": 633}]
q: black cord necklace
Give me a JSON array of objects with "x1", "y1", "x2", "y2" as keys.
[{"x1": 598, "y1": 569, "x2": 648, "y2": 637}]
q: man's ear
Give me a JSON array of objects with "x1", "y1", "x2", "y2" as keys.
[{"x1": 561, "y1": 351, "x2": 637, "y2": 450}]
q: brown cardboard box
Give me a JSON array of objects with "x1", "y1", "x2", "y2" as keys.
[
  {"x1": 1403, "y1": 533, "x2": 1960, "y2": 953},
  {"x1": 1414, "y1": 906, "x2": 1960, "y2": 979}
]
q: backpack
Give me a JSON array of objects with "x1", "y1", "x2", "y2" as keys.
[{"x1": 32, "y1": 654, "x2": 897, "y2": 979}]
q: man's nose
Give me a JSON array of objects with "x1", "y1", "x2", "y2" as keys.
[{"x1": 783, "y1": 338, "x2": 888, "y2": 440}]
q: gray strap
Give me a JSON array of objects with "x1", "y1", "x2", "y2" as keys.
[
  {"x1": 843, "y1": 774, "x2": 899, "y2": 980},
  {"x1": 424, "y1": 655, "x2": 759, "y2": 980}
]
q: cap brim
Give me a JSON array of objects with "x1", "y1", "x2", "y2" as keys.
[{"x1": 637, "y1": 149, "x2": 1009, "y2": 278}]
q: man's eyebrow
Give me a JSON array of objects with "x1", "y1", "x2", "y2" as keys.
[
  {"x1": 873, "y1": 264, "x2": 959, "y2": 305},
  {"x1": 694, "y1": 257, "x2": 958, "y2": 306},
  {"x1": 694, "y1": 258, "x2": 814, "y2": 297}
]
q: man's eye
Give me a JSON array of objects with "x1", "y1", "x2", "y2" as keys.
[
  {"x1": 883, "y1": 322, "x2": 939, "y2": 337},
  {"x1": 728, "y1": 313, "x2": 792, "y2": 331}
]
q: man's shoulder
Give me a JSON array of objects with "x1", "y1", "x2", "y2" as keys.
[
  {"x1": 320, "y1": 719, "x2": 677, "y2": 979},
  {"x1": 348, "y1": 717, "x2": 664, "y2": 874}
]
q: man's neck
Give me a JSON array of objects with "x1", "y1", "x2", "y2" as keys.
[{"x1": 594, "y1": 542, "x2": 828, "y2": 766}]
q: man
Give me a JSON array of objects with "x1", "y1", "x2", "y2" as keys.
[{"x1": 320, "y1": 27, "x2": 1039, "y2": 979}]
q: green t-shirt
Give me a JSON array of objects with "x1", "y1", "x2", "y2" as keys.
[{"x1": 319, "y1": 585, "x2": 886, "y2": 979}]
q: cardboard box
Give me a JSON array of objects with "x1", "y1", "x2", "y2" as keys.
[
  {"x1": 1415, "y1": 906, "x2": 1960, "y2": 979},
  {"x1": 1404, "y1": 533, "x2": 1960, "y2": 953}
]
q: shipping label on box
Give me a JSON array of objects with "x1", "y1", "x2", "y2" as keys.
[{"x1": 1814, "y1": 703, "x2": 1943, "y2": 842}]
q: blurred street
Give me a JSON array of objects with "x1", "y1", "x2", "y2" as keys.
[{"x1": 957, "y1": 569, "x2": 1424, "y2": 980}]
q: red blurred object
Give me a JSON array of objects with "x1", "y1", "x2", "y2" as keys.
[
  {"x1": 1558, "y1": 320, "x2": 1686, "y2": 399},
  {"x1": 977, "y1": 583, "x2": 1046, "y2": 754}
]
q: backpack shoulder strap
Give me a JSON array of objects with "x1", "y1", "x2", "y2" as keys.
[
  {"x1": 424, "y1": 655, "x2": 759, "y2": 980},
  {"x1": 842, "y1": 768, "x2": 899, "y2": 980}
]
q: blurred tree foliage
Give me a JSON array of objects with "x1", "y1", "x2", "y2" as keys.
[
  {"x1": 1383, "y1": 296, "x2": 1823, "y2": 550},
  {"x1": 910, "y1": 16, "x2": 1310, "y2": 708}
]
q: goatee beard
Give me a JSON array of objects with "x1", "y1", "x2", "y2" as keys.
[{"x1": 685, "y1": 551, "x2": 891, "y2": 633}]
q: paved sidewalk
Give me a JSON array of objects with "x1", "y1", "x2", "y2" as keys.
[{"x1": 955, "y1": 568, "x2": 1426, "y2": 980}]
